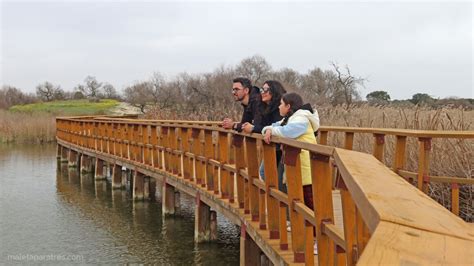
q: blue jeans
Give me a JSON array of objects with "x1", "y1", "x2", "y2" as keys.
[{"x1": 259, "y1": 160, "x2": 286, "y2": 193}]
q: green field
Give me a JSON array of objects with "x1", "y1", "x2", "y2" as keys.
[{"x1": 9, "y1": 99, "x2": 119, "y2": 115}]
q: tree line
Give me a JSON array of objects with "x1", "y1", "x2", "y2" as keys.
[{"x1": 1, "y1": 55, "x2": 472, "y2": 113}]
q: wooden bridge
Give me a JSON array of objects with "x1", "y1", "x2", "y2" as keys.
[{"x1": 55, "y1": 116, "x2": 474, "y2": 265}]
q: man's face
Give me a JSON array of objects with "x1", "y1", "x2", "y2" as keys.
[{"x1": 232, "y1": 82, "x2": 247, "y2": 102}]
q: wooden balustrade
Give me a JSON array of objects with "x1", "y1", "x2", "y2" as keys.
[{"x1": 55, "y1": 117, "x2": 473, "y2": 265}]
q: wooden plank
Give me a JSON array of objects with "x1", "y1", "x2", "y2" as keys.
[
  {"x1": 358, "y1": 221, "x2": 474, "y2": 265},
  {"x1": 333, "y1": 148, "x2": 474, "y2": 241}
]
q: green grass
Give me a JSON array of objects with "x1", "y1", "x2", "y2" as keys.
[{"x1": 9, "y1": 99, "x2": 119, "y2": 115}]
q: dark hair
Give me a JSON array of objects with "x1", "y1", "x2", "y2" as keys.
[
  {"x1": 261, "y1": 80, "x2": 286, "y2": 115},
  {"x1": 232, "y1": 77, "x2": 252, "y2": 90},
  {"x1": 281, "y1": 92, "x2": 304, "y2": 125}
]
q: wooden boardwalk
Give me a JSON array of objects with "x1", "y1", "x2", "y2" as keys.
[{"x1": 56, "y1": 116, "x2": 474, "y2": 265}]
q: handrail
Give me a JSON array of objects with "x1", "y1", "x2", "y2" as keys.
[{"x1": 55, "y1": 116, "x2": 473, "y2": 265}]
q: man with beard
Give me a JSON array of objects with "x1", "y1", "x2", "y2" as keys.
[{"x1": 222, "y1": 77, "x2": 261, "y2": 132}]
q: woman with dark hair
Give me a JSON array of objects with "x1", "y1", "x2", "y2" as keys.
[
  {"x1": 241, "y1": 80, "x2": 286, "y2": 186},
  {"x1": 262, "y1": 92, "x2": 320, "y2": 254}
]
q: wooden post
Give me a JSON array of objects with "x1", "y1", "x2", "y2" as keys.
[
  {"x1": 133, "y1": 170, "x2": 144, "y2": 200},
  {"x1": 233, "y1": 135, "x2": 245, "y2": 209},
  {"x1": 344, "y1": 132, "x2": 354, "y2": 150},
  {"x1": 418, "y1": 137, "x2": 432, "y2": 193},
  {"x1": 319, "y1": 130, "x2": 328, "y2": 145},
  {"x1": 195, "y1": 193, "x2": 213, "y2": 242},
  {"x1": 337, "y1": 176, "x2": 357, "y2": 265},
  {"x1": 162, "y1": 180, "x2": 175, "y2": 216},
  {"x1": 240, "y1": 224, "x2": 262, "y2": 266},
  {"x1": 192, "y1": 129, "x2": 202, "y2": 185},
  {"x1": 204, "y1": 130, "x2": 215, "y2": 191},
  {"x1": 218, "y1": 132, "x2": 230, "y2": 199},
  {"x1": 121, "y1": 168, "x2": 127, "y2": 188},
  {"x1": 372, "y1": 133, "x2": 385, "y2": 161},
  {"x1": 283, "y1": 145, "x2": 305, "y2": 263},
  {"x1": 451, "y1": 183, "x2": 460, "y2": 216},
  {"x1": 94, "y1": 158, "x2": 105, "y2": 180},
  {"x1": 112, "y1": 164, "x2": 122, "y2": 189},
  {"x1": 144, "y1": 176, "x2": 150, "y2": 199},
  {"x1": 150, "y1": 126, "x2": 159, "y2": 168},
  {"x1": 162, "y1": 127, "x2": 169, "y2": 172},
  {"x1": 181, "y1": 128, "x2": 190, "y2": 179},
  {"x1": 60, "y1": 146, "x2": 69, "y2": 163},
  {"x1": 311, "y1": 152, "x2": 335, "y2": 265},
  {"x1": 143, "y1": 125, "x2": 150, "y2": 165},
  {"x1": 355, "y1": 207, "x2": 370, "y2": 254},
  {"x1": 80, "y1": 155, "x2": 93, "y2": 174},
  {"x1": 245, "y1": 138, "x2": 260, "y2": 222},
  {"x1": 68, "y1": 150, "x2": 78, "y2": 168},
  {"x1": 393, "y1": 135, "x2": 407, "y2": 175},
  {"x1": 279, "y1": 202, "x2": 289, "y2": 250},
  {"x1": 263, "y1": 142, "x2": 279, "y2": 239}
]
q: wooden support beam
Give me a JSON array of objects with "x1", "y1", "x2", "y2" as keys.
[
  {"x1": 133, "y1": 170, "x2": 144, "y2": 200},
  {"x1": 112, "y1": 164, "x2": 122, "y2": 189},
  {"x1": 68, "y1": 149, "x2": 78, "y2": 168},
  {"x1": 94, "y1": 158, "x2": 105, "y2": 180},
  {"x1": 263, "y1": 142, "x2": 279, "y2": 239},
  {"x1": 162, "y1": 181, "x2": 175, "y2": 216},
  {"x1": 194, "y1": 193, "x2": 216, "y2": 242}
]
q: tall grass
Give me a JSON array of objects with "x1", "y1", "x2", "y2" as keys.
[
  {"x1": 0, "y1": 110, "x2": 56, "y2": 143},
  {"x1": 1, "y1": 99, "x2": 120, "y2": 144}
]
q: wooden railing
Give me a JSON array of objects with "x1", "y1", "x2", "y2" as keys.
[
  {"x1": 318, "y1": 126, "x2": 474, "y2": 217},
  {"x1": 56, "y1": 117, "x2": 473, "y2": 265}
]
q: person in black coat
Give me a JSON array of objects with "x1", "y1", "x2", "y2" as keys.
[{"x1": 242, "y1": 80, "x2": 286, "y2": 190}]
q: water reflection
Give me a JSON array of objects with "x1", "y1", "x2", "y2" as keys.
[{"x1": 1, "y1": 144, "x2": 239, "y2": 264}]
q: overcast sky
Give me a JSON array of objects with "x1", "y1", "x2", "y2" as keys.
[{"x1": 1, "y1": 1, "x2": 472, "y2": 100}]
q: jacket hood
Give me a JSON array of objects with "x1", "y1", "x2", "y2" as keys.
[{"x1": 293, "y1": 108, "x2": 320, "y2": 132}]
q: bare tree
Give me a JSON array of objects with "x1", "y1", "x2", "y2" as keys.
[
  {"x1": 102, "y1": 83, "x2": 118, "y2": 99},
  {"x1": 83, "y1": 76, "x2": 102, "y2": 98},
  {"x1": 36, "y1": 81, "x2": 62, "y2": 102},
  {"x1": 124, "y1": 81, "x2": 153, "y2": 113},
  {"x1": 330, "y1": 62, "x2": 364, "y2": 106},
  {"x1": 235, "y1": 55, "x2": 272, "y2": 86},
  {"x1": 0, "y1": 85, "x2": 37, "y2": 109}
]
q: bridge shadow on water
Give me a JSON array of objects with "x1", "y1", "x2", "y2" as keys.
[{"x1": 56, "y1": 163, "x2": 240, "y2": 264}]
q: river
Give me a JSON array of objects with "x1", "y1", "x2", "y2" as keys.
[{"x1": 0, "y1": 144, "x2": 239, "y2": 264}]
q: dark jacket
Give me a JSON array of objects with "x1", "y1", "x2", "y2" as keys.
[
  {"x1": 234, "y1": 86, "x2": 261, "y2": 132},
  {"x1": 252, "y1": 103, "x2": 283, "y2": 134}
]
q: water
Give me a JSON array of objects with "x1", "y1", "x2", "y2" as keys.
[{"x1": 0, "y1": 144, "x2": 240, "y2": 264}]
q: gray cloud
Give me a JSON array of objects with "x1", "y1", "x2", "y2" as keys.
[{"x1": 1, "y1": 1, "x2": 472, "y2": 99}]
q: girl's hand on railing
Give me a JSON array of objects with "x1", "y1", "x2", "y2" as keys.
[{"x1": 264, "y1": 129, "x2": 272, "y2": 144}]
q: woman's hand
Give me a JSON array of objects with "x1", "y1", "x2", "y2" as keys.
[
  {"x1": 264, "y1": 129, "x2": 272, "y2": 144},
  {"x1": 242, "y1": 122, "x2": 254, "y2": 133}
]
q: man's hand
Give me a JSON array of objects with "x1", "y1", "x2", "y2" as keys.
[
  {"x1": 242, "y1": 122, "x2": 254, "y2": 133},
  {"x1": 222, "y1": 118, "x2": 234, "y2": 129},
  {"x1": 264, "y1": 129, "x2": 272, "y2": 144}
]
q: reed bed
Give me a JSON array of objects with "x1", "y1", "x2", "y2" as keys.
[{"x1": 0, "y1": 110, "x2": 56, "y2": 143}]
